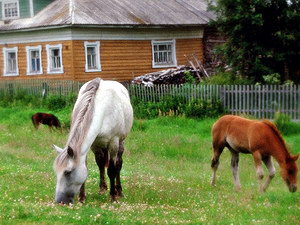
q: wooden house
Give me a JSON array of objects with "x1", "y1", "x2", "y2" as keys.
[{"x1": 0, "y1": 0, "x2": 215, "y2": 82}]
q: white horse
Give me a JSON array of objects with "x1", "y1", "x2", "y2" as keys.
[{"x1": 53, "y1": 78, "x2": 133, "y2": 204}]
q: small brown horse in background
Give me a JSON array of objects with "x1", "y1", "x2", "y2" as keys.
[
  {"x1": 211, "y1": 115, "x2": 299, "y2": 192},
  {"x1": 32, "y1": 112, "x2": 61, "y2": 130}
]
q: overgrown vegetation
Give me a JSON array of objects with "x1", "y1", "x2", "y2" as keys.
[
  {"x1": 274, "y1": 112, "x2": 300, "y2": 136},
  {"x1": 131, "y1": 96, "x2": 225, "y2": 119}
]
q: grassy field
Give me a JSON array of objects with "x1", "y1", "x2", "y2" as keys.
[{"x1": 0, "y1": 106, "x2": 299, "y2": 224}]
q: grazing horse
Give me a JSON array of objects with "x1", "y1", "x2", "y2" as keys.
[
  {"x1": 32, "y1": 112, "x2": 61, "y2": 129},
  {"x1": 52, "y1": 78, "x2": 133, "y2": 204},
  {"x1": 211, "y1": 115, "x2": 299, "y2": 192}
]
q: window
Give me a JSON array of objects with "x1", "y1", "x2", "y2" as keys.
[
  {"x1": 3, "y1": 0, "x2": 19, "y2": 19},
  {"x1": 46, "y1": 44, "x2": 63, "y2": 74},
  {"x1": 152, "y1": 40, "x2": 177, "y2": 68},
  {"x1": 26, "y1": 46, "x2": 43, "y2": 75},
  {"x1": 84, "y1": 41, "x2": 101, "y2": 72},
  {"x1": 3, "y1": 47, "x2": 19, "y2": 76}
]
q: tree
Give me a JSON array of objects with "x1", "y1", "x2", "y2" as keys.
[{"x1": 209, "y1": 0, "x2": 300, "y2": 82}]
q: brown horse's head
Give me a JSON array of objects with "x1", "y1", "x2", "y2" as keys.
[{"x1": 281, "y1": 154, "x2": 299, "y2": 192}]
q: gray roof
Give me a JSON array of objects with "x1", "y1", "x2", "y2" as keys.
[{"x1": 0, "y1": 0, "x2": 215, "y2": 31}]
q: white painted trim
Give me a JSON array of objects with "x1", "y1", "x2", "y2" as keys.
[
  {"x1": 151, "y1": 39, "x2": 177, "y2": 68},
  {"x1": 3, "y1": 47, "x2": 19, "y2": 76},
  {"x1": 46, "y1": 44, "x2": 64, "y2": 74},
  {"x1": 29, "y1": 0, "x2": 34, "y2": 17},
  {"x1": 0, "y1": 27, "x2": 204, "y2": 44},
  {"x1": 2, "y1": 0, "x2": 20, "y2": 20},
  {"x1": 84, "y1": 41, "x2": 101, "y2": 72},
  {"x1": 26, "y1": 45, "x2": 43, "y2": 75}
]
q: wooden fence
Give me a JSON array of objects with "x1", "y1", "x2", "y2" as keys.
[
  {"x1": 125, "y1": 84, "x2": 300, "y2": 121},
  {"x1": 0, "y1": 80, "x2": 299, "y2": 121},
  {"x1": 0, "y1": 79, "x2": 83, "y2": 97}
]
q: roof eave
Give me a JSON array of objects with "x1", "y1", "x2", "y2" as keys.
[{"x1": 0, "y1": 23, "x2": 207, "y2": 33}]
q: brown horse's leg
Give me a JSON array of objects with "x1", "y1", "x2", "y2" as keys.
[
  {"x1": 230, "y1": 151, "x2": 241, "y2": 191},
  {"x1": 211, "y1": 144, "x2": 224, "y2": 186},
  {"x1": 253, "y1": 151, "x2": 264, "y2": 192},
  {"x1": 93, "y1": 147, "x2": 108, "y2": 195},
  {"x1": 116, "y1": 140, "x2": 125, "y2": 197},
  {"x1": 79, "y1": 182, "x2": 86, "y2": 203},
  {"x1": 262, "y1": 156, "x2": 275, "y2": 192}
]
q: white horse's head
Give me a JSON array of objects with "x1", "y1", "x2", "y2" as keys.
[{"x1": 53, "y1": 145, "x2": 88, "y2": 204}]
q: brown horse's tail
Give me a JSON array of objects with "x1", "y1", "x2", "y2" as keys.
[{"x1": 262, "y1": 120, "x2": 288, "y2": 151}]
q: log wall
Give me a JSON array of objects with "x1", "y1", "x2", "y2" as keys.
[{"x1": 0, "y1": 38, "x2": 203, "y2": 82}]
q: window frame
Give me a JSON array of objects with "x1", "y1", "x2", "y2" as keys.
[
  {"x1": 84, "y1": 41, "x2": 101, "y2": 72},
  {"x1": 3, "y1": 47, "x2": 19, "y2": 76},
  {"x1": 46, "y1": 44, "x2": 64, "y2": 74},
  {"x1": 26, "y1": 45, "x2": 43, "y2": 75},
  {"x1": 2, "y1": 0, "x2": 20, "y2": 20},
  {"x1": 151, "y1": 40, "x2": 177, "y2": 68}
]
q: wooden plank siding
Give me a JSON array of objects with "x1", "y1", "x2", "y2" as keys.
[
  {"x1": 0, "y1": 38, "x2": 203, "y2": 82},
  {"x1": 0, "y1": 41, "x2": 75, "y2": 80}
]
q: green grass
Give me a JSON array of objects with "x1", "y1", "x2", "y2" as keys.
[{"x1": 0, "y1": 107, "x2": 299, "y2": 224}]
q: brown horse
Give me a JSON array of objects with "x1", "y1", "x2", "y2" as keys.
[
  {"x1": 211, "y1": 115, "x2": 299, "y2": 192},
  {"x1": 32, "y1": 112, "x2": 61, "y2": 130}
]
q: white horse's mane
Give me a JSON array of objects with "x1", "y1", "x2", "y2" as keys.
[
  {"x1": 67, "y1": 78, "x2": 101, "y2": 154},
  {"x1": 55, "y1": 78, "x2": 101, "y2": 167}
]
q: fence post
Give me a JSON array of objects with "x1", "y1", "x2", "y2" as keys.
[{"x1": 42, "y1": 82, "x2": 48, "y2": 98}]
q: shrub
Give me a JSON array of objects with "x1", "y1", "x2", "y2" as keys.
[
  {"x1": 185, "y1": 99, "x2": 225, "y2": 118},
  {"x1": 44, "y1": 95, "x2": 67, "y2": 111},
  {"x1": 132, "y1": 96, "x2": 225, "y2": 119},
  {"x1": 262, "y1": 73, "x2": 281, "y2": 85},
  {"x1": 201, "y1": 72, "x2": 254, "y2": 85},
  {"x1": 274, "y1": 112, "x2": 300, "y2": 136}
]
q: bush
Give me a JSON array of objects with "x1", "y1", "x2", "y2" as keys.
[
  {"x1": 185, "y1": 99, "x2": 225, "y2": 118},
  {"x1": 44, "y1": 95, "x2": 67, "y2": 111},
  {"x1": 201, "y1": 72, "x2": 254, "y2": 85},
  {"x1": 132, "y1": 96, "x2": 225, "y2": 119},
  {"x1": 274, "y1": 112, "x2": 300, "y2": 136}
]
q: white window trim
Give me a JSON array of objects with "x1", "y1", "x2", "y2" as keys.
[
  {"x1": 151, "y1": 39, "x2": 177, "y2": 68},
  {"x1": 2, "y1": 0, "x2": 20, "y2": 20},
  {"x1": 3, "y1": 47, "x2": 19, "y2": 76},
  {"x1": 84, "y1": 41, "x2": 101, "y2": 72},
  {"x1": 46, "y1": 44, "x2": 64, "y2": 74},
  {"x1": 26, "y1": 45, "x2": 43, "y2": 75}
]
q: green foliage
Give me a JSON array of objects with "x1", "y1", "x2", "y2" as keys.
[
  {"x1": 274, "y1": 112, "x2": 300, "y2": 136},
  {"x1": 44, "y1": 95, "x2": 67, "y2": 111},
  {"x1": 209, "y1": 0, "x2": 300, "y2": 82},
  {"x1": 262, "y1": 73, "x2": 281, "y2": 85},
  {"x1": 185, "y1": 99, "x2": 225, "y2": 118},
  {"x1": 202, "y1": 72, "x2": 254, "y2": 85},
  {"x1": 184, "y1": 71, "x2": 197, "y2": 84},
  {"x1": 132, "y1": 96, "x2": 225, "y2": 119}
]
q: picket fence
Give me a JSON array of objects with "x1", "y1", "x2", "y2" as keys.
[{"x1": 0, "y1": 80, "x2": 299, "y2": 121}]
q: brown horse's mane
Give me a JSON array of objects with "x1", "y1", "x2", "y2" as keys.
[{"x1": 262, "y1": 120, "x2": 291, "y2": 156}]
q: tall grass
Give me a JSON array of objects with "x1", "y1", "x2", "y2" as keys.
[{"x1": 0, "y1": 106, "x2": 299, "y2": 224}]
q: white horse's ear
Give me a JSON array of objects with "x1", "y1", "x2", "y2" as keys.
[{"x1": 52, "y1": 144, "x2": 63, "y2": 154}]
